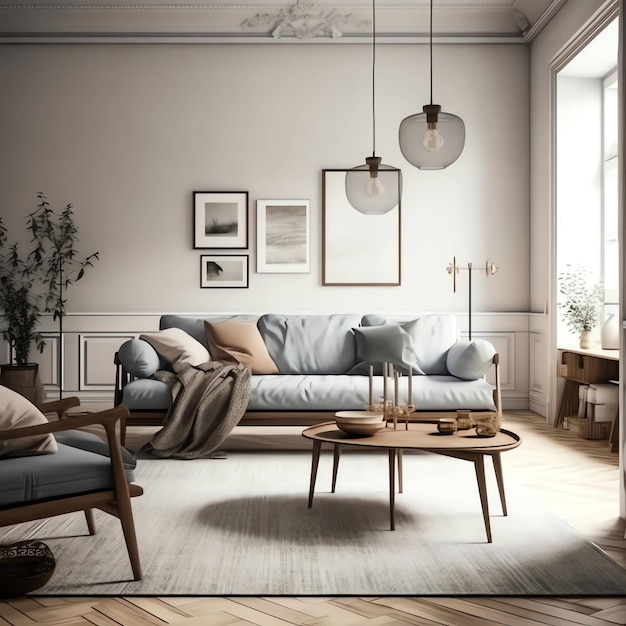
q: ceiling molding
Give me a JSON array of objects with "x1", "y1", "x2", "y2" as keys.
[{"x1": 0, "y1": 0, "x2": 565, "y2": 43}]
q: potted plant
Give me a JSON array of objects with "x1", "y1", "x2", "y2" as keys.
[
  {"x1": 0, "y1": 219, "x2": 46, "y2": 403},
  {"x1": 0, "y1": 194, "x2": 99, "y2": 401},
  {"x1": 558, "y1": 266, "x2": 603, "y2": 349}
]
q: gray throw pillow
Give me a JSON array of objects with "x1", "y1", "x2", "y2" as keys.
[
  {"x1": 349, "y1": 325, "x2": 426, "y2": 375},
  {"x1": 118, "y1": 338, "x2": 161, "y2": 378}
]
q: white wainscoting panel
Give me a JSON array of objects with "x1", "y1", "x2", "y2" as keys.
[{"x1": 79, "y1": 333, "x2": 136, "y2": 391}]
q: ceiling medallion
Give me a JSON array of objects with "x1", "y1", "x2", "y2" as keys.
[{"x1": 241, "y1": 0, "x2": 368, "y2": 39}]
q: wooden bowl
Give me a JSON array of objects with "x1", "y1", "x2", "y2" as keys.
[{"x1": 335, "y1": 411, "x2": 385, "y2": 436}]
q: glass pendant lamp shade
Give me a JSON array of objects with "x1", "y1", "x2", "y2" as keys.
[
  {"x1": 346, "y1": 158, "x2": 402, "y2": 215},
  {"x1": 399, "y1": 105, "x2": 465, "y2": 170},
  {"x1": 345, "y1": 0, "x2": 401, "y2": 215}
]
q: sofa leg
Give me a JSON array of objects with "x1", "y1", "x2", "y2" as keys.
[{"x1": 84, "y1": 508, "x2": 96, "y2": 535}]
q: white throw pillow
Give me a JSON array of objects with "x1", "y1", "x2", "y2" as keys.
[
  {"x1": 0, "y1": 385, "x2": 58, "y2": 457},
  {"x1": 140, "y1": 328, "x2": 210, "y2": 373},
  {"x1": 446, "y1": 339, "x2": 496, "y2": 380}
]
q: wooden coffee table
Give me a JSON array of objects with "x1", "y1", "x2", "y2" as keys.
[{"x1": 302, "y1": 422, "x2": 521, "y2": 542}]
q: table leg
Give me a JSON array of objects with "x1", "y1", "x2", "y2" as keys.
[
  {"x1": 473, "y1": 454, "x2": 492, "y2": 543},
  {"x1": 388, "y1": 448, "x2": 396, "y2": 530},
  {"x1": 332, "y1": 444, "x2": 341, "y2": 493},
  {"x1": 491, "y1": 453, "x2": 507, "y2": 516},
  {"x1": 308, "y1": 439, "x2": 322, "y2": 508},
  {"x1": 397, "y1": 449, "x2": 403, "y2": 494}
]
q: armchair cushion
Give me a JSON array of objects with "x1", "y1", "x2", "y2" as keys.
[
  {"x1": 0, "y1": 443, "x2": 120, "y2": 507},
  {"x1": 55, "y1": 429, "x2": 137, "y2": 473},
  {"x1": 0, "y1": 386, "x2": 57, "y2": 458}
]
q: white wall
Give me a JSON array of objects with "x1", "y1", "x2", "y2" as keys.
[{"x1": 0, "y1": 42, "x2": 529, "y2": 315}]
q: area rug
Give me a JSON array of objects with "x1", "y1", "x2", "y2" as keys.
[{"x1": 4, "y1": 449, "x2": 626, "y2": 595}]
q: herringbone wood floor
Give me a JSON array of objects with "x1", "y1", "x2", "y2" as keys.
[{"x1": 2, "y1": 411, "x2": 626, "y2": 625}]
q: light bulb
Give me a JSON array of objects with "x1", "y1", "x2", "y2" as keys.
[
  {"x1": 422, "y1": 126, "x2": 444, "y2": 152},
  {"x1": 365, "y1": 175, "x2": 385, "y2": 197}
]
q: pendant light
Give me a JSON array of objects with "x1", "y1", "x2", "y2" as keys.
[
  {"x1": 345, "y1": 0, "x2": 401, "y2": 215},
  {"x1": 398, "y1": 0, "x2": 465, "y2": 170}
]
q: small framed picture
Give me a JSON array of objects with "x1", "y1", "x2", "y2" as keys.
[
  {"x1": 193, "y1": 191, "x2": 248, "y2": 249},
  {"x1": 256, "y1": 199, "x2": 311, "y2": 273},
  {"x1": 200, "y1": 255, "x2": 249, "y2": 288}
]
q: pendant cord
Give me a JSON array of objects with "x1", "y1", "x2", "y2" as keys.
[
  {"x1": 429, "y1": 0, "x2": 433, "y2": 105},
  {"x1": 372, "y1": 0, "x2": 376, "y2": 156}
]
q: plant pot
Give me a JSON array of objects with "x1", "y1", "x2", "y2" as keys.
[
  {"x1": 579, "y1": 331, "x2": 592, "y2": 350},
  {"x1": 0, "y1": 363, "x2": 43, "y2": 405}
]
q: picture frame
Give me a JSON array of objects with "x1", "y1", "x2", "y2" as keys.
[
  {"x1": 200, "y1": 255, "x2": 249, "y2": 288},
  {"x1": 193, "y1": 191, "x2": 248, "y2": 249},
  {"x1": 322, "y1": 169, "x2": 401, "y2": 286},
  {"x1": 256, "y1": 199, "x2": 311, "y2": 273}
]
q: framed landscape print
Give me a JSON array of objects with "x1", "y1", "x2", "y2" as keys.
[
  {"x1": 322, "y1": 169, "x2": 401, "y2": 286},
  {"x1": 193, "y1": 191, "x2": 248, "y2": 249},
  {"x1": 200, "y1": 255, "x2": 249, "y2": 288},
  {"x1": 256, "y1": 199, "x2": 310, "y2": 273}
]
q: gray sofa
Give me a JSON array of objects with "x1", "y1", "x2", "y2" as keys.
[{"x1": 114, "y1": 313, "x2": 501, "y2": 440}]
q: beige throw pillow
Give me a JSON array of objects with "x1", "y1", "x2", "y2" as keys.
[
  {"x1": 139, "y1": 328, "x2": 210, "y2": 373},
  {"x1": 0, "y1": 385, "x2": 58, "y2": 457},
  {"x1": 205, "y1": 320, "x2": 279, "y2": 374}
]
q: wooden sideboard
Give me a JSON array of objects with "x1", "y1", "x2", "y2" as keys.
[{"x1": 556, "y1": 347, "x2": 619, "y2": 451}]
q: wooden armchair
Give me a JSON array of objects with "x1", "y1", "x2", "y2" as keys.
[{"x1": 0, "y1": 399, "x2": 143, "y2": 581}]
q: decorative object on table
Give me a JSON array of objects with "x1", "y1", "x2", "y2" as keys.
[
  {"x1": 558, "y1": 265, "x2": 603, "y2": 349},
  {"x1": 398, "y1": 0, "x2": 465, "y2": 170},
  {"x1": 473, "y1": 412, "x2": 501, "y2": 437},
  {"x1": 200, "y1": 255, "x2": 249, "y2": 288},
  {"x1": 345, "y1": 0, "x2": 401, "y2": 215},
  {"x1": 256, "y1": 199, "x2": 310, "y2": 273},
  {"x1": 455, "y1": 409, "x2": 473, "y2": 430},
  {"x1": 193, "y1": 191, "x2": 248, "y2": 249},
  {"x1": 600, "y1": 312, "x2": 619, "y2": 350},
  {"x1": 367, "y1": 362, "x2": 415, "y2": 429},
  {"x1": 0, "y1": 193, "x2": 98, "y2": 400},
  {"x1": 0, "y1": 540, "x2": 56, "y2": 595},
  {"x1": 322, "y1": 169, "x2": 400, "y2": 286},
  {"x1": 335, "y1": 410, "x2": 385, "y2": 436},
  {"x1": 446, "y1": 257, "x2": 498, "y2": 340},
  {"x1": 437, "y1": 418, "x2": 457, "y2": 435}
]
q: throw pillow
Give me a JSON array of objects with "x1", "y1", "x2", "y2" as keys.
[
  {"x1": 446, "y1": 339, "x2": 496, "y2": 380},
  {"x1": 139, "y1": 328, "x2": 210, "y2": 373},
  {"x1": 205, "y1": 320, "x2": 279, "y2": 375},
  {"x1": 117, "y1": 338, "x2": 161, "y2": 378},
  {"x1": 0, "y1": 385, "x2": 58, "y2": 458},
  {"x1": 349, "y1": 325, "x2": 425, "y2": 375}
]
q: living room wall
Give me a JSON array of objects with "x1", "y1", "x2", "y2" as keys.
[{"x1": 0, "y1": 41, "x2": 529, "y2": 316}]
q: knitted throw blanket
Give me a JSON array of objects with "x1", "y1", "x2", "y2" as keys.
[{"x1": 144, "y1": 361, "x2": 251, "y2": 459}]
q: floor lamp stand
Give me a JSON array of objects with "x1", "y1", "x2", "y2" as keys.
[{"x1": 446, "y1": 257, "x2": 498, "y2": 340}]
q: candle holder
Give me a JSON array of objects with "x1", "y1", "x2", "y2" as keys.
[{"x1": 367, "y1": 362, "x2": 415, "y2": 430}]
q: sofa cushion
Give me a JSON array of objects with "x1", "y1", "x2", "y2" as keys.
[
  {"x1": 362, "y1": 314, "x2": 457, "y2": 375},
  {"x1": 0, "y1": 386, "x2": 57, "y2": 458},
  {"x1": 121, "y1": 378, "x2": 172, "y2": 411},
  {"x1": 118, "y1": 338, "x2": 161, "y2": 378},
  {"x1": 0, "y1": 442, "x2": 127, "y2": 507},
  {"x1": 140, "y1": 328, "x2": 209, "y2": 373},
  {"x1": 446, "y1": 339, "x2": 496, "y2": 381},
  {"x1": 205, "y1": 320, "x2": 279, "y2": 374},
  {"x1": 249, "y1": 374, "x2": 496, "y2": 412},
  {"x1": 160, "y1": 314, "x2": 259, "y2": 350},
  {"x1": 257, "y1": 314, "x2": 360, "y2": 375},
  {"x1": 350, "y1": 324, "x2": 426, "y2": 376}
]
